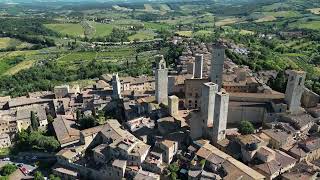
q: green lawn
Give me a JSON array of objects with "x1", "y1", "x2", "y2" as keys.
[{"x1": 45, "y1": 23, "x2": 85, "y2": 37}]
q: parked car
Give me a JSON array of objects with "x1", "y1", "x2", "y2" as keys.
[
  {"x1": 20, "y1": 167, "x2": 29, "y2": 175},
  {"x1": 2, "y1": 158, "x2": 10, "y2": 161}
]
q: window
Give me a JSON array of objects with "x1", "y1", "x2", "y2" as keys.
[{"x1": 298, "y1": 77, "x2": 303, "y2": 85}]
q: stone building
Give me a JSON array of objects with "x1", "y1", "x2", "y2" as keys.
[
  {"x1": 285, "y1": 70, "x2": 306, "y2": 113},
  {"x1": 155, "y1": 55, "x2": 168, "y2": 104},
  {"x1": 168, "y1": 96, "x2": 179, "y2": 117},
  {"x1": 185, "y1": 78, "x2": 208, "y2": 109},
  {"x1": 201, "y1": 82, "x2": 219, "y2": 128},
  {"x1": 54, "y1": 85, "x2": 70, "y2": 99},
  {"x1": 301, "y1": 88, "x2": 319, "y2": 108},
  {"x1": 194, "y1": 54, "x2": 204, "y2": 79},
  {"x1": 212, "y1": 92, "x2": 229, "y2": 143},
  {"x1": 112, "y1": 73, "x2": 122, "y2": 99},
  {"x1": 210, "y1": 42, "x2": 225, "y2": 90},
  {"x1": 155, "y1": 139, "x2": 178, "y2": 164},
  {"x1": 0, "y1": 133, "x2": 11, "y2": 148}
]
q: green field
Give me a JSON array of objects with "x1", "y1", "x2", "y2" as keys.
[
  {"x1": 0, "y1": 50, "x2": 58, "y2": 76},
  {"x1": 289, "y1": 20, "x2": 320, "y2": 31},
  {"x1": 216, "y1": 18, "x2": 241, "y2": 26},
  {"x1": 0, "y1": 37, "x2": 30, "y2": 49},
  {"x1": 45, "y1": 23, "x2": 85, "y2": 37},
  {"x1": 144, "y1": 4, "x2": 155, "y2": 12},
  {"x1": 239, "y1": 30, "x2": 255, "y2": 35},
  {"x1": 128, "y1": 31, "x2": 156, "y2": 41},
  {"x1": 261, "y1": 11, "x2": 301, "y2": 18},
  {"x1": 144, "y1": 22, "x2": 172, "y2": 31},
  {"x1": 193, "y1": 30, "x2": 213, "y2": 37},
  {"x1": 0, "y1": 38, "x2": 12, "y2": 49},
  {"x1": 92, "y1": 23, "x2": 114, "y2": 37},
  {"x1": 261, "y1": 3, "x2": 291, "y2": 11},
  {"x1": 57, "y1": 47, "x2": 136, "y2": 69},
  {"x1": 160, "y1": 4, "x2": 171, "y2": 11},
  {"x1": 175, "y1": 31, "x2": 193, "y2": 37}
]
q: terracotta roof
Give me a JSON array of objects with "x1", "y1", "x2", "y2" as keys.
[{"x1": 254, "y1": 150, "x2": 296, "y2": 176}]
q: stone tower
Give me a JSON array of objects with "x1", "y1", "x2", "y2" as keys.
[
  {"x1": 112, "y1": 73, "x2": 122, "y2": 99},
  {"x1": 210, "y1": 42, "x2": 225, "y2": 90},
  {"x1": 187, "y1": 62, "x2": 195, "y2": 75},
  {"x1": 155, "y1": 55, "x2": 168, "y2": 104},
  {"x1": 194, "y1": 54, "x2": 204, "y2": 79},
  {"x1": 212, "y1": 92, "x2": 229, "y2": 143},
  {"x1": 285, "y1": 70, "x2": 306, "y2": 113},
  {"x1": 168, "y1": 95, "x2": 179, "y2": 117},
  {"x1": 201, "y1": 82, "x2": 218, "y2": 127}
]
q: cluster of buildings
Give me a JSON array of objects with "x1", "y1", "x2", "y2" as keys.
[{"x1": 0, "y1": 39, "x2": 319, "y2": 179}]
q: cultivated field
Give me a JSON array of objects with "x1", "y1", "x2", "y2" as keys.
[
  {"x1": 128, "y1": 31, "x2": 156, "y2": 41},
  {"x1": 45, "y1": 23, "x2": 85, "y2": 37},
  {"x1": 215, "y1": 18, "x2": 241, "y2": 26},
  {"x1": 175, "y1": 31, "x2": 193, "y2": 37},
  {"x1": 289, "y1": 20, "x2": 320, "y2": 31}
]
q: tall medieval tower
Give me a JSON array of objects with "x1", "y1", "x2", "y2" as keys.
[
  {"x1": 285, "y1": 70, "x2": 306, "y2": 113},
  {"x1": 155, "y1": 55, "x2": 168, "y2": 104},
  {"x1": 210, "y1": 43, "x2": 225, "y2": 90}
]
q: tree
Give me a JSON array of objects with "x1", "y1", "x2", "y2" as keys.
[
  {"x1": 79, "y1": 116, "x2": 97, "y2": 130},
  {"x1": 34, "y1": 171, "x2": 45, "y2": 180},
  {"x1": 167, "y1": 163, "x2": 179, "y2": 180},
  {"x1": 268, "y1": 70, "x2": 287, "y2": 93},
  {"x1": 239, "y1": 120, "x2": 255, "y2": 135},
  {"x1": 30, "y1": 111, "x2": 39, "y2": 131},
  {"x1": 76, "y1": 109, "x2": 82, "y2": 123},
  {"x1": 49, "y1": 174, "x2": 61, "y2": 180},
  {"x1": 47, "y1": 115, "x2": 54, "y2": 124},
  {"x1": 1, "y1": 164, "x2": 17, "y2": 176}
]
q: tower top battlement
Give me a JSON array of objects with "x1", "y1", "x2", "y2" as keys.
[{"x1": 155, "y1": 55, "x2": 166, "y2": 70}]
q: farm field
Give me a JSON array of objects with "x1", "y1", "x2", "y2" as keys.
[
  {"x1": 289, "y1": 20, "x2": 320, "y2": 31},
  {"x1": 45, "y1": 23, "x2": 85, "y2": 37},
  {"x1": 260, "y1": 11, "x2": 301, "y2": 18},
  {"x1": 92, "y1": 22, "x2": 114, "y2": 37},
  {"x1": 159, "y1": 4, "x2": 171, "y2": 11},
  {"x1": 255, "y1": 16, "x2": 277, "y2": 23},
  {"x1": 0, "y1": 38, "x2": 31, "y2": 49},
  {"x1": 239, "y1": 30, "x2": 255, "y2": 35},
  {"x1": 215, "y1": 18, "x2": 241, "y2": 26},
  {"x1": 144, "y1": 4, "x2": 156, "y2": 12},
  {"x1": 175, "y1": 31, "x2": 193, "y2": 37},
  {"x1": 128, "y1": 31, "x2": 156, "y2": 41},
  {"x1": 261, "y1": 2, "x2": 291, "y2": 11}
]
